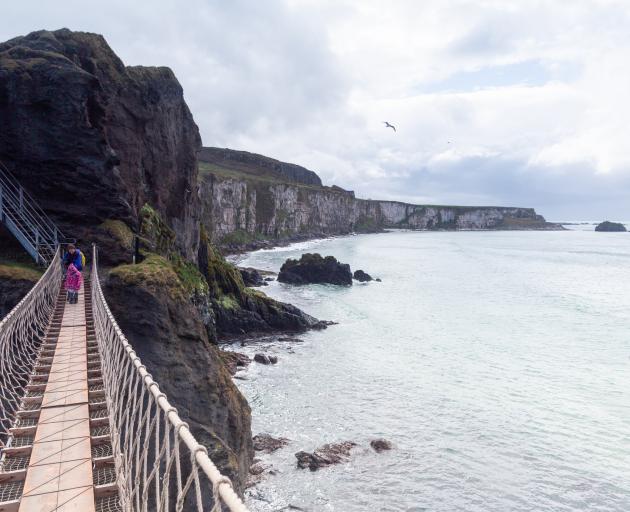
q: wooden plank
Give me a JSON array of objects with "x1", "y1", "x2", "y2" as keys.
[{"x1": 18, "y1": 289, "x2": 95, "y2": 512}]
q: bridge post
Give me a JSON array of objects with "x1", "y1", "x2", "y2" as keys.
[{"x1": 35, "y1": 227, "x2": 40, "y2": 265}]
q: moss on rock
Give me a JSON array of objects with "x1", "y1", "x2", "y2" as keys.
[
  {"x1": 110, "y1": 254, "x2": 187, "y2": 301},
  {"x1": 139, "y1": 203, "x2": 177, "y2": 256},
  {"x1": 99, "y1": 219, "x2": 134, "y2": 249}
]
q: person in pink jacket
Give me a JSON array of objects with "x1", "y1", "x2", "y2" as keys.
[{"x1": 65, "y1": 262, "x2": 82, "y2": 304}]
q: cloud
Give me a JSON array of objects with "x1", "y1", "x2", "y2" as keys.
[{"x1": 2, "y1": 0, "x2": 630, "y2": 219}]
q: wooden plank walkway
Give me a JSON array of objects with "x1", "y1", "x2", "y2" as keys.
[
  {"x1": 18, "y1": 288, "x2": 95, "y2": 512},
  {"x1": 0, "y1": 281, "x2": 120, "y2": 512}
]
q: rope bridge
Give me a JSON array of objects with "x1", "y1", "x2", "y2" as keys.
[{"x1": 0, "y1": 246, "x2": 250, "y2": 512}]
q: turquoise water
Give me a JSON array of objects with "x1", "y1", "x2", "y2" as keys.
[{"x1": 232, "y1": 230, "x2": 630, "y2": 511}]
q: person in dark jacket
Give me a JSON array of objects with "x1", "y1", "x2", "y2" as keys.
[{"x1": 63, "y1": 244, "x2": 83, "y2": 271}]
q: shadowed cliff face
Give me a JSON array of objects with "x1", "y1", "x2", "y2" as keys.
[
  {"x1": 103, "y1": 258, "x2": 253, "y2": 493},
  {"x1": 0, "y1": 29, "x2": 201, "y2": 262}
]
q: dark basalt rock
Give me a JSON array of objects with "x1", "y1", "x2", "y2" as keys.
[
  {"x1": 239, "y1": 267, "x2": 267, "y2": 287},
  {"x1": 253, "y1": 433, "x2": 289, "y2": 453},
  {"x1": 595, "y1": 221, "x2": 627, "y2": 232},
  {"x1": 353, "y1": 269, "x2": 373, "y2": 282},
  {"x1": 278, "y1": 253, "x2": 352, "y2": 286},
  {"x1": 295, "y1": 441, "x2": 357, "y2": 471},
  {"x1": 0, "y1": 29, "x2": 201, "y2": 264},
  {"x1": 370, "y1": 438, "x2": 393, "y2": 453},
  {"x1": 103, "y1": 262, "x2": 253, "y2": 494},
  {"x1": 254, "y1": 353, "x2": 270, "y2": 365},
  {"x1": 221, "y1": 351, "x2": 251, "y2": 375},
  {"x1": 254, "y1": 353, "x2": 278, "y2": 365}
]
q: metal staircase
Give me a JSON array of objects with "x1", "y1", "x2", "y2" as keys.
[{"x1": 0, "y1": 165, "x2": 63, "y2": 265}]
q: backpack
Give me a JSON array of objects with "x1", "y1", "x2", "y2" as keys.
[{"x1": 81, "y1": 251, "x2": 86, "y2": 269}]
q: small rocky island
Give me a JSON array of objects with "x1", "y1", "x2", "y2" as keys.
[
  {"x1": 278, "y1": 253, "x2": 353, "y2": 285},
  {"x1": 595, "y1": 221, "x2": 627, "y2": 232}
]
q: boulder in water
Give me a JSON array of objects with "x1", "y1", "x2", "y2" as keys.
[
  {"x1": 221, "y1": 351, "x2": 251, "y2": 375},
  {"x1": 353, "y1": 269, "x2": 373, "y2": 282},
  {"x1": 254, "y1": 353, "x2": 270, "y2": 365},
  {"x1": 595, "y1": 221, "x2": 627, "y2": 232},
  {"x1": 295, "y1": 441, "x2": 357, "y2": 471},
  {"x1": 278, "y1": 253, "x2": 352, "y2": 286},
  {"x1": 253, "y1": 433, "x2": 290, "y2": 453},
  {"x1": 370, "y1": 438, "x2": 393, "y2": 453}
]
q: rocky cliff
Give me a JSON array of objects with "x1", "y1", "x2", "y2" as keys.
[
  {"x1": 0, "y1": 30, "x2": 257, "y2": 492},
  {"x1": 198, "y1": 148, "x2": 560, "y2": 250},
  {"x1": 0, "y1": 29, "x2": 201, "y2": 263}
]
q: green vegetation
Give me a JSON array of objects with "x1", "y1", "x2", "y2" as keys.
[
  {"x1": 110, "y1": 253, "x2": 187, "y2": 300},
  {"x1": 198, "y1": 161, "x2": 347, "y2": 194},
  {"x1": 220, "y1": 230, "x2": 255, "y2": 246},
  {"x1": 0, "y1": 259, "x2": 42, "y2": 281},
  {"x1": 99, "y1": 219, "x2": 134, "y2": 249},
  {"x1": 171, "y1": 254, "x2": 209, "y2": 296},
  {"x1": 139, "y1": 203, "x2": 177, "y2": 256}
]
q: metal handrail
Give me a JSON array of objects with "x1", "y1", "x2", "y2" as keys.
[
  {"x1": 0, "y1": 163, "x2": 65, "y2": 264},
  {"x1": 0, "y1": 164, "x2": 59, "y2": 238}
]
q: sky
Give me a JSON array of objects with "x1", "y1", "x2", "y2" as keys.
[{"x1": 3, "y1": 0, "x2": 630, "y2": 220}]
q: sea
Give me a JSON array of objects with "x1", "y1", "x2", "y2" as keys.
[{"x1": 227, "y1": 224, "x2": 630, "y2": 512}]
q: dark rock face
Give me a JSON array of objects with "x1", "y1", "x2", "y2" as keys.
[
  {"x1": 0, "y1": 273, "x2": 38, "y2": 318},
  {"x1": 239, "y1": 267, "x2": 266, "y2": 287},
  {"x1": 370, "y1": 439, "x2": 393, "y2": 453},
  {"x1": 295, "y1": 441, "x2": 357, "y2": 471},
  {"x1": 103, "y1": 261, "x2": 253, "y2": 493},
  {"x1": 253, "y1": 433, "x2": 289, "y2": 454},
  {"x1": 595, "y1": 221, "x2": 627, "y2": 232},
  {"x1": 221, "y1": 351, "x2": 251, "y2": 375},
  {"x1": 278, "y1": 253, "x2": 352, "y2": 286},
  {"x1": 199, "y1": 240, "x2": 329, "y2": 338},
  {"x1": 353, "y1": 269, "x2": 373, "y2": 282},
  {"x1": 199, "y1": 147, "x2": 322, "y2": 186},
  {"x1": 253, "y1": 354, "x2": 278, "y2": 365},
  {"x1": 254, "y1": 353, "x2": 270, "y2": 365},
  {"x1": 0, "y1": 29, "x2": 201, "y2": 263}
]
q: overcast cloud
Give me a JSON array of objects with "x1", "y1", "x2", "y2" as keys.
[{"x1": 3, "y1": 0, "x2": 630, "y2": 219}]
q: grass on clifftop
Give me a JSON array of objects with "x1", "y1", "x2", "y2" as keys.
[
  {"x1": 198, "y1": 161, "x2": 345, "y2": 194},
  {"x1": 110, "y1": 253, "x2": 208, "y2": 300},
  {"x1": 0, "y1": 258, "x2": 42, "y2": 282}
]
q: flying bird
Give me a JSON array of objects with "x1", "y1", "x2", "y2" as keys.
[{"x1": 383, "y1": 121, "x2": 396, "y2": 132}]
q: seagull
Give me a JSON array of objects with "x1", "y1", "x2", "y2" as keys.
[{"x1": 383, "y1": 121, "x2": 396, "y2": 132}]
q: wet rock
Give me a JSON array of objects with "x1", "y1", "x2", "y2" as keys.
[
  {"x1": 311, "y1": 320, "x2": 338, "y2": 330},
  {"x1": 278, "y1": 337, "x2": 304, "y2": 343},
  {"x1": 370, "y1": 438, "x2": 393, "y2": 453},
  {"x1": 253, "y1": 433, "x2": 290, "y2": 453},
  {"x1": 353, "y1": 269, "x2": 373, "y2": 282},
  {"x1": 264, "y1": 277, "x2": 274, "y2": 282},
  {"x1": 295, "y1": 441, "x2": 357, "y2": 471},
  {"x1": 375, "y1": 278, "x2": 382, "y2": 282},
  {"x1": 278, "y1": 253, "x2": 352, "y2": 286},
  {"x1": 268, "y1": 355, "x2": 278, "y2": 364},
  {"x1": 247, "y1": 460, "x2": 277, "y2": 487},
  {"x1": 595, "y1": 221, "x2": 627, "y2": 232},
  {"x1": 254, "y1": 353, "x2": 270, "y2": 365},
  {"x1": 239, "y1": 267, "x2": 266, "y2": 287},
  {"x1": 221, "y1": 351, "x2": 251, "y2": 375}
]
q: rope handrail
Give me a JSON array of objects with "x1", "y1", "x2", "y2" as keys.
[
  {"x1": 90, "y1": 245, "x2": 250, "y2": 512},
  {"x1": 0, "y1": 247, "x2": 62, "y2": 449}
]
